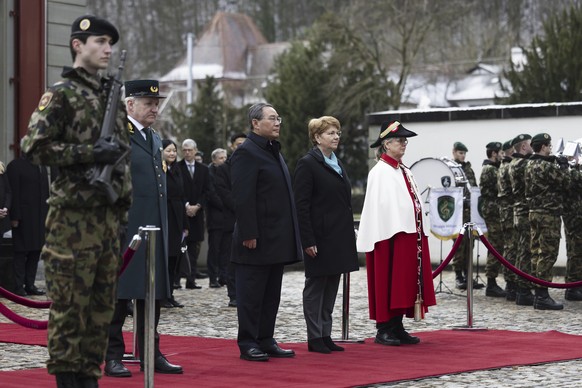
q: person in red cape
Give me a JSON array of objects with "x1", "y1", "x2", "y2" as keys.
[{"x1": 356, "y1": 120, "x2": 436, "y2": 346}]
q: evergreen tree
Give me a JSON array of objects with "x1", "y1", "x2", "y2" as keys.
[{"x1": 503, "y1": 5, "x2": 582, "y2": 103}]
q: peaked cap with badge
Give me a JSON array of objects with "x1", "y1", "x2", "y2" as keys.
[
  {"x1": 125, "y1": 80, "x2": 166, "y2": 99},
  {"x1": 71, "y1": 15, "x2": 119, "y2": 45},
  {"x1": 370, "y1": 121, "x2": 417, "y2": 148}
]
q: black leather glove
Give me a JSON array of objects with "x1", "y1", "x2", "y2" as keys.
[{"x1": 93, "y1": 136, "x2": 123, "y2": 164}]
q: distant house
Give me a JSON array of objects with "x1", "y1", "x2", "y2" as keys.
[
  {"x1": 446, "y1": 63, "x2": 509, "y2": 107},
  {"x1": 160, "y1": 11, "x2": 290, "y2": 109}
]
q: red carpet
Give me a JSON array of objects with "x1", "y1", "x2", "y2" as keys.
[{"x1": 1, "y1": 323, "x2": 582, "y2": 387}]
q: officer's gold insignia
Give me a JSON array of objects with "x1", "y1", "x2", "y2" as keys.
[
  {"x1": 38, "y1": 92, "x2": 53, "y2": 111},
  {"x1": 127, "y1": 122, "x2": 134, "y2": 134},
  {"x1": 150, "y1": 86, "x2": 158, "y2": 93},
  {"x1": 162, "y1": 160, "x2": 167, "y2": 173},
  {"x1": 80, "y1": 19, "x2": 91, "y2": 31}
]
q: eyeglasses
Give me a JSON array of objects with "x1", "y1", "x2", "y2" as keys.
[
  {"x1": 390, "y1": 138, "x2": 408, "y2": 145},
  {"x1": 264, "y1": 116, "x2": 282, "y2": 124},
  {"x1": 324, "y1": 131, "x2": 342, "y2": 137}
]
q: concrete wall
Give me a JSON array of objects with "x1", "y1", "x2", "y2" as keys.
[{"x1": 368, "y1": 103, "x2": 582, "y2": 268}]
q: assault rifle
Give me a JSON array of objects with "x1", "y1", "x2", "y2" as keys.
[{"x1": 87, "y1": 50, "x2": 129, "y2": 204}]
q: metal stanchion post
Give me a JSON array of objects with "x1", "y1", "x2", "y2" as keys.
[
  {"x1": 336, "y1": 272, "x2": 364, "y2": 344},
  {"x1": 453, "y1": 223, "x2": 487, "y2": 331},
  {"x1": 142, "y1": 226, "x2": 159, "y2": 388},
  {"x1": 123, "y1": 300, "x2": 140, "y2": 364}
]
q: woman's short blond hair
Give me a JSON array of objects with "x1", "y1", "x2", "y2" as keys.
[{"x1": 308, "y1": 116, "x2": 341, "y2": 145}]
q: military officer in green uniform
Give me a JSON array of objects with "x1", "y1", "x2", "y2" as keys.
[
  {"x1": 479, "y1": 142, "x2": 506, "y2": 297},
  {"x1": 563, "y1": 154, "x2": 582, "y2": 301},
  {"x1": 20, "y1": 15, "x2": 131, "y2": 388},
  {"x1": 509, "y1": 134, "x2": 534, "y2": 306},
  {"x1": 525, "y1": 133, "x2": 570, "y2": 310},
  {"x1": 451, "y1": 142, "x2": 481, "y2": 290},
  {"x1": 497, "y1": 140, "x2": 518, "y2": 301}
]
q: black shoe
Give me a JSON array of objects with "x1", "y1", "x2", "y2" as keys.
[
  {"x1": 13, "y1": 287, "x2": 26, "y2": 297},
  {"x1": 308, "y1": 338, "x2": 331, "y2": 354},
  {"x1": 534, "y1": 289, "x2": 564, "y2": 310},
  {"x1": 240, "y1": 347, "x2": 269, "y2": 361},
  {"x1": 374, "y1": 330, "x2": 401, "y2": 346},
  {"x1": 76, "y1": 374, "x2": 98, "y2": 388},
  {"x1": 195, "y1": 272, "x2": 208, "y2": 279},
  {"x1": 506, "y1": 288, "x2": 517, "y2": 302},
  {"x1": 473, "y1": 281, "x2": 485, "y2": 290},
  {"x1": 209, "y1": 280, "x2": 221, "y2": 288},
  {"x1": 515, "y1": 288, "x2": 534, "y2": 306},
  {"x1": 173, "y1": 281, "x2": 182, "y2": 290},
  {"x1": 260, "y1": 343, "x2": 295, "y2": 358},
  {"x1": 141, "y1": 355, "x2": 183, "y2": 374},
  {"x1": 169, "y1": 297, "x2": 184, "y2": 308},
  {"x1": 161, "y1": 300, "x2": 174, "y2": 308},
  {"x1": 104, "y1": 360, "x2": 132, "y2": 377},
  {"x1": 565, "y1": 288, "x2": 582, "y2": 301},
  {"x1": 218, "y1": 278, "x2": 227, "y2": 286},
  {"x1": 392, "y1": 327, "x2": 420, "y2": 344},
  {"x1": 486, "y1": 284, "x2": 507, "y2": 298},
  {"x1": 228, "y1": 299, "x2": 237, "y2": 308},
  {"x1": 322, "y1": 336, "x2": 344, "y2": 351},
  {"x1": 25, "y1": 286, "x2": 46, "y2": 295},
  {"x1": 185, "y1": 281, "x2": 202, "y2": 289},
  {"x1": 55, "y1": 372, "x2": 80, "y2": 388}
]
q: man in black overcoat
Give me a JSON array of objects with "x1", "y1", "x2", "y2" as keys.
[{"x1": 230, "y1": 102, "x2": 303, "y2": 361}]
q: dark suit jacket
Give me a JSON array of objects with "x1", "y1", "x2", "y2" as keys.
[
  {"x1": 293, "y1": 147, "x2": 359, "y2": 277},
  {"x1": 166, "y1": 161, "x2": 188, "y2": 257},
  {"x1": 6, "y1": 157, "x2": 49, "y2": 251},
  {"x1": 206, "y1": 164, "x2": 224, "y2": 231},
  {"x1": 118, "y1": 123, "x2": 169, "y2": 300},
  {"x1": 230, "y1": 131, "x2": 302, "y2": 265},
  {"x1": 178, "y1": 160, "x2": 222, "y2": 241},
  {"x1": 214, "y1": 159, "x2": 236, "y2": 232}
]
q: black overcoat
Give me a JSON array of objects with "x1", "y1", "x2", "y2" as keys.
[
  {"x1": 293, "y1": 148, "x2": 359, "y2": 278},
  {"x1": 230, "y1": 132, "x2": 302, "y2": 265},
  {"x1": 206, "y1": 164, "x2": 224, "y2": 231},
  {"x1": 118, "y1": 125, "x2": 169, "y2": 300},
  {"x1": 0, "y1": 171, "x2": 12, "y2": 235},
  {"x1": 166, "y1": 161, "x2": 188, "y2": 257},
  {"x1": 6, "y1": 157, "x2": 49, "y2": 252},
  {"x1": 214, "y1": 160, "x2": 236, "y2": 232}
]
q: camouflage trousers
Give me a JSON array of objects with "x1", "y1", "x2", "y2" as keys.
[
  {"x1": 563, "y1": 213, "x2": 582, "y2": 283},
  {"x1": 514, "y1": 213, "x2": 532, "y2": 289},
  {"x1": 452, "y1": 209, "x2": 472, "y2": 273},
  {"x1": 43, "y1": 206, "x2": 122, "y2": 378},
  {"x1": 482, "y1": 213, "x2": 504, "y2": 280},
  {"x1": 529, "y1": 212, "x2": 561, "y2": 286},
  {"x1": 499, "y1": 206, "x2": 518, "y2": 284}
]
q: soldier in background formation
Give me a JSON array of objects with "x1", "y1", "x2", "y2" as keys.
[
  {"x1": 509, "y1": 134, "x2": 535, "y2": 306},
  {"x1": 497, "y1": 140, "x2": 518, "y2": 301},
  {"x1": 525, "y1": 133, "x2": 570, "y2": 310},
  {"x1": 478, "y1": 142, "x2": 506, "y2": 298},
  {"x1": 20, "y1": 15, "x2": 131, "y2": 387},
  {"x1": 562, "y1": 149, "x2": 582, "y2": 302},
  {"x1": 450, "y1": 142, "x2": 482, "y2": 290}
]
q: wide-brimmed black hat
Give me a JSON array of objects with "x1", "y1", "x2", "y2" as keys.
[
  {"x1": 125, "y1": 80, "x2": 166, "y2": 99},
  {"x1": 370, "y1": 121, "x2": 417, "y2": 148},
  {"x1": 71, "y1": 15, "x2": 119, "y2": 45}
]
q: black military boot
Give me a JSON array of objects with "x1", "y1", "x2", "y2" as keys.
[
  {"x1": 392, "y1": 315, "x2": 420, "y2": 344},
  {"x1": 565, "y1": 287, "x2": 582, "y2": 301},
  {"x1": 55, "y1": 372, "x2": 80, "y2": 388},
  {"x1": 374, "y1": 318, "x2": 401, "y2": 346},
  {"x1": 533, "y1": 288, "x2": 563, "y2": 310},
  {"x1": 515, "y1": 287, "x2": 534, "y2": 306},
  {"x1": 455, "y1": 271, "x2": 467, "y2": 290},
  {"x1": 485, "y1": 277, "x2": 506, "y2": 297},
  {"x1": 505, "y1": 281, "x2": 517, "y2": 302}
]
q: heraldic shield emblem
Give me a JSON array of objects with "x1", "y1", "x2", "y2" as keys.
[
  {"x1": 437, "y1": 195, "x2": 455, "y2": 222},
  {"x1": 441, "y1": 175, "x2": 452, "y2": 188}
]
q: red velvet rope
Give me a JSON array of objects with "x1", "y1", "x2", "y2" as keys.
[
  {"x1": 432, "y1": 230, "x2": 465, "y2": 278},
  {"x1": 478, "y1": 234, "x2": 582, "y2": 289},
  {"x1": 0, "y1": 244, "x2": 138, "y2": 330}
]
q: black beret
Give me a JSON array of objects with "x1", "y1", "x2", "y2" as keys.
[
  {"x1": 71, "y1": 15, "x2": 119, "y2": 45},
  {"x1": 125, "y1": 80, "x2": 166, "y2": 99},
  {"x1": 453, "y1": 142, "x2": 468, "y2": 152},
  {"x1": 502, "y1": 140, "x2": 513, "y2": 151},
  {"x1": 486, "y1": 142, "x2": 502, "y2": 151},
  {"x1": 510, "y1": 134, "x2": 532, "y2": 147},
  {"x1": 531, "y1": 133, "x2": 551, "y2": 145},
  {"x1": 370, "y1": 121, "x2": 417, "y2": 148}
]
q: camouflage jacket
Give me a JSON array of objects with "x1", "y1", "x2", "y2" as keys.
[
  {"x1": 497, "y1": 156, "x2": 513, "y2": 209},
  {"x1": 564, "y1": 166, "x2": 582, "y2": 224},
  {"x1": 458, "y1": 160, "x2": 477, "y2": 186},
  {"x1": 479, "y1": 159, "x2": 500, "y2": 218},
  {"x1": 525, "y1": 154, "x2": 570, "y2": 215},
  {"x1": 20, "y1": 67, "x2": 131, "y2": 216},
  {"x1": 509, "y1": 153, "x2": 530, "y2": 216}
]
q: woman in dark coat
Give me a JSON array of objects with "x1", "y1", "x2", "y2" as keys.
[
  {"x1": 293, "y1": 116, "x2": 359, "y2": 353},
  {"x1": 162, "y1": 139, "x2": 189, "y2": 308}
]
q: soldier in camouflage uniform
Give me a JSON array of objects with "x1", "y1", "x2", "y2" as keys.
[
  {"x1": 525, "y1": 133, "x2": 570, "y2": 310},
  {"x1": 563, "y1": 158, "x2": 582, "y2": 301},
  {"x1": 451, "y1": 142, "x2": 482, "y2": 290},
  {"x1": 497, "y1": 140, "x2": 519, "y2": 301},
  {"x1": 508, "y1": 134, "x2": 534, "y2": 306},
  {"x1": 20, "y1": 15, "x2": 131, "y2": 388},
  {"x1": 479, "y1": 142, "x2": 506, "y2": 297}
]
